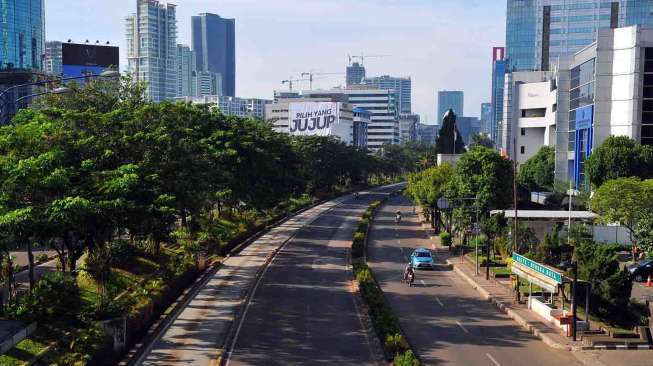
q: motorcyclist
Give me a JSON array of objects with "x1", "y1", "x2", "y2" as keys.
[
  {"x1": 404, "y1": 262, "x2": 415, "y2": 284},
  {"x1": 353, "y1": 192, "x2": 359, "y2": 199},
  {"x1": 395, "y1": 211, "x2": 402, "y2": 223}
]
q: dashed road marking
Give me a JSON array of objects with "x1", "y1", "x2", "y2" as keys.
[
  {"x1": 455, "y1": 320, "x2": 469, "y2": 334},
  {"x1": 435, "y1": 297, "x2": 444, "y2": 307},
  {"x1": 486, "y1": 353, "x2": 501, "y2": 366},
  {"x1": 420, "y1": 280, "x2": 426, "y2": 287}
]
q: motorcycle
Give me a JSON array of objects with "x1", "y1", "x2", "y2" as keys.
[
  {"x1": 406, "y1": 271, "x2": 415, "y2": 287},
  {"x1": 395, "y1": 212, "x2": 402, "y2": 224}
]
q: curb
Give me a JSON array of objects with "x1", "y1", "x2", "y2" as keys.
[
  {"x1": 446, "y1": 259, "x2": 578, "y2": 352},
  {"x1": 582, "y1": 344, "x2": 653, "y2": 350}
]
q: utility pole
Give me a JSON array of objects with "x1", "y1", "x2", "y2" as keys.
[{"x1": 513, "y1": 137, "x2": 518, "y2": 254}]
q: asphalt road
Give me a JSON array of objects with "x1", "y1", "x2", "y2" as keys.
[
  {"x1": 224, "y1": 186, "x2": 399, "y2": 366},
  {"x1": 367, "y1": 195, "x2": 583, "y2": 366}
]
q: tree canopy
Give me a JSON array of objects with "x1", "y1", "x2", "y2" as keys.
[
  {"x1": 518, "y1": 146, "x2": 555, "y2": 191},
  {"x1": 590, "y1": 177, "x2": 653, "y2": 239},
  {"x1": 585, "y1": 136, "x2": 653, "y2": 187}
]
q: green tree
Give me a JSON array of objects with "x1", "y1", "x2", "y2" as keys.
[
  {"x1": 585, "y1": 136, "x2": 653, "y2": 187},
  {"x1": 634, "y1": 210, "x2": 653, "y2": 253},
  {"x1": 435, "y1": 110, "x2": 466, "y2": 154},
  {"x1": 518, "y1": 146, "x2": 555, "y2": 191},
  {"x1": 469, "y1": 133, "x2": 494, "y2": 149},
  {"x1": 591, "y1": 177, "x2": 653, "y2": 245}
]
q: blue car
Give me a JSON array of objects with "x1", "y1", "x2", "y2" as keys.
[{"x1": 410, "y1": 248, "x2": 434, "y2": 270}]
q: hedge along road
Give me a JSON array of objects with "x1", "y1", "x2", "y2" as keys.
[
  {"x1": 135, "y1": 184, "x2": 402, "y2": 366},
  {"x1": 223, "y1": 184, "x2": 403, "y2": 366},
  {"x1": 367, "y1": 194, "x2": 582, "y2": 366}
]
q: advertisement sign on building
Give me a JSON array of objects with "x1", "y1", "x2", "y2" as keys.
[
  {"x1": 288, "y1": 102, "x2": 340, "y2": 136},
  {"x1": 575, "y1": 105, "x2": 593, "y2": 130},
  {"x1": 62, "y1": 43, "x2": 119, "y2": 78}
]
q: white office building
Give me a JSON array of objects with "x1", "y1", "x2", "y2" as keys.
[
  {"x1": 176, "y1": 95, "x2": 269, "y2": 119},
  {"x1": 266, "y1": 98, "x2": 357, "y2": 146},
  {"x1": 553, "y1": 25, "x2": 653, "y2": 187},
  {"x1": 126, "y1": 0, "x2": 178, "y2": 102},
  {"x1": 304, "y1": 87, "x2": 399, "y2": 150},
  {"x1": 500, "y1": 71, "x2": 557, "y2": 164}
]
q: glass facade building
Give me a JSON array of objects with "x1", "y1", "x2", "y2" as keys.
[
  {"x1": 491, "y1": 47, "x2": 506, "y2": 146},
  {"x1": 0, "y1": 0, "x2": 45, "y2": 71},
  {"x1": 437, "y1": 91, "x2": 464, "y2": 123},
  {"x1": 192, "y1": 13, "x2": 236, "y2": 97},
  {"x1": 506, "y1": 0, "x2": 653, "y2": 73},
  {"x1": 363, "y1": 75, "x2": 412, "y2": 114},
  {"x1": 126, "y1": 0, "x2": 178, "y2": 102},
  {"x1": 346, "y1": 62, "x2": 365, "y2": 87}
]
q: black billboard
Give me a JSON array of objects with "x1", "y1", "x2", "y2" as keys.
[{"x1": 62, "y1": 43, "x2": 119, "y2": 78}]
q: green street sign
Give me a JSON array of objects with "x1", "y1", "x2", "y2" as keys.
[{"x1": 512, "y1": 252, "x2": 563, "y2": 284}]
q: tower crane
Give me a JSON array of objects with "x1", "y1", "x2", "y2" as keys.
[
  {"x1": 347, "y1": 54, "x2": 391, "y2": 65},
  {"x1": 281, "y1": 77, "x2": 310, "y2": 92},
  {"x1": 300, "y1": 72, "x2": 344, "y2": 90}
]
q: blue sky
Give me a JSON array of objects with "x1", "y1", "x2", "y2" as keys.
[{"x1": 45, "y1": 0, "x2": 506, "y2": 123}]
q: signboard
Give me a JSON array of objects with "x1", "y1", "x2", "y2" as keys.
[
  {"x1": 511, "y1": 252, "x2": 564, "y2": 292},
  {"x1": 575, "y1": 105, "x2": 593, "y2": 130},
  {"x1": 62, "y1": 43, "x2": 119, "y2": 78},
  {"x1": 288, "y1": 102, "x2": 340, "y2": 136}
]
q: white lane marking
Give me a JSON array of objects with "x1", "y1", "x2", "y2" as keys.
[
  {"x1": 455, "y1": 320, "x2": 469, "y2": 334},
  {"x1": 435, "y1": 297, "x2": 444, "y2": 307},
  {"x1": 486, "y1": 353, "x2": 501, "y2": 366},
  {"x1": 420, "y1": 280, "x2": 426, "y2": 287}
]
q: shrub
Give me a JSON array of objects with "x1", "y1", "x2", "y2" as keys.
[
  {"x1": 394, "y1": 350, "x2": 420, "y2": 366},
  {"x1": 22, "y1": 272, "x2": 80, "y2": 322},
  {"x1": 352, "y1": 231, "x2": 366, "y2": 258},
  {"x1": 494, "y1": 236, "x2": 510, "y2": 260},
  {"x1": 439, "y1": 232, "x2": 452, "y2": 247},
  {"x1": 58, "y1": 323, "x2": 112, "y2": 365},
  {"x1": 385, "y1": 333, "x2": 409, "y2": 356},
  {"x1": 36, "y1": 253, "x2": 49, "y2": 263}
]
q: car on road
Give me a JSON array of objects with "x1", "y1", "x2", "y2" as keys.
[
  {"x1": 628, "y1": 259, "x2": 653, "y2": 282},
  {"x1": 410, "y1": 248, "x2": 434, "y2": 270}
]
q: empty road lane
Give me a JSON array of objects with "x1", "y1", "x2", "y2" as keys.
[{"x1": 367, "y1": 195, "x2": 582, "y2": 366}]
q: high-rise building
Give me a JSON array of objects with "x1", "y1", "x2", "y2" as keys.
[
  {"x1": 437, "y1": 91, "x2": 464, "y2": 122},
  {"x1": 0, "y1": 0, "x2": 45, "y2": 71},
  {"x1": 177, "y1": 44, "x2": 195, "y2": 97},
  {"x1": 346, "y1": 62, "x2": 366, "y2": 86},
  {"x1": 418, "y1": 124, "x2": 438, "y2": 146},
  {"x1": 126, "y1": 0, "x2": 178, "y2": 102},
  {"x1": 506, "y1": 0, "x2": 653, "y2": 73},
  {"x1": 45, "y1": 41, "x2": 63, "y2": 76},
  {"x1": 176, "y1": 95, "x2": 269, "y2": 119},
  {"x1": 491, "y1": 47, "x2": 507, "y2": 146},
  {"x1": 304, "y1": 87, "x2": 399, "y2": 150},
  {"x1": 193, "y1": 70, "x2": 222, "y2": 97},
  {"x1": 457, "y1": 116, "x2": 481, "y2": 145},
  {"x1": 398, "y1": 114, "x2": 419, "y2": 142},
  {"x1": 363, "y1": 75, "x2": 412, "y2": 114},
  {"x1": 191, "y1": 13, "x2": 236, "y2": 97},
  {"x1": 481, "y1": 102, "x2": 493, "y2": 135}
]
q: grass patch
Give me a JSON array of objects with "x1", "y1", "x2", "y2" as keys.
[
  {"x1": 490, "y1": 266, "x2": 511, "y2": 277},
  {"x1": 0, "y1": 334, "x2": 48, "y2": 365}
]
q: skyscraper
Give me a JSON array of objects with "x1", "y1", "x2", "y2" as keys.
[
  {"x1": 0, "y1": 0, "x2": 45, "y2": 71},
  {"x1": 491, "y1": 47, "x2": 506, "y2": 146},
  {"x1": 177, "y1": 44, "x2": 195, "y2": 98},
  {"x1": 506, "y1": 0, "x2": 653, "y2": 72},
  {"x1": 481, "y1": 102, "x2": 492, "y2": 135},
  {"x1": 45, "y1": 41, "x2": 63, "y2": 76},
  {"x1": 126, "y1": 0, "x2": 178, "y2": 102},
  {"x1": 363, "y1": 75, "x2": 412, "y2": 114},
  {"x1": 437, "y1": 91, "x2": 464, "y2": 123},
  {"x1": 346, "y1": 62, "x2": 365, "y2": 87},
  {"x1": 192, "y1": 13, "x2": 236, "y2": 97}
]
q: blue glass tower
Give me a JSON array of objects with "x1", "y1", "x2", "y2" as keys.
[
  {"x1": 506, "y1": 0, "x2": 653, "y2": 73},
  {"x1": 192, "y1": 13, "x2": 236, "y2": 97},
  {"x1": 491, "y1": 47, "x2": 506, "y2": 146},
  {"x1": 0, "y1": 0, "x2": 45, "y2": 71},
  {"x1": 437, "y1": 91, "x2": 464, "y2": 122}
]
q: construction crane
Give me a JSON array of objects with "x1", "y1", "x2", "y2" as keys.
[
  {"x1": 281, "y1": 77, "x2": 310, "y2": 92},
  {"x1": 347, "y1": 54, "x2": 391, "y2": 65},
  {"x1": 300, "y1": 72, "x2": 344, "y2": 90}
]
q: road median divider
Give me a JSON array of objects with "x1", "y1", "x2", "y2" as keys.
[{"x1": 351, "y1": 198, "x2": 421, "y2": 366}]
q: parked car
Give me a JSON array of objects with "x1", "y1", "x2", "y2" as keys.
[
  {"x1": 410, "y1": 248, "x2": 434, "y2": 270},
  {"x1": 628, "y1": 259, "x2": 653, "y2": 282}
]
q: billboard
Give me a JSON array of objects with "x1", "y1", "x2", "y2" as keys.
[
  {"x1": 62, "y1": 43, "x2": 119, "y2": 78},
  {"x1": 288, "y1": 102, "x2": 340, "y2": 136}
]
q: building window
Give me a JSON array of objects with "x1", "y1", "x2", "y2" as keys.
[
  {"x1": 521, "y1": 128, "x2": 526, "y2": 136},
  {"x1": 520, "y1": 146, "x2": 525, "y2": 154}
]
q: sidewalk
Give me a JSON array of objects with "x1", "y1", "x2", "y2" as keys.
[{"x1": 441, "y1": 250, "x2": 581, "y2": 351}]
